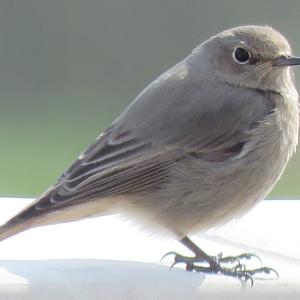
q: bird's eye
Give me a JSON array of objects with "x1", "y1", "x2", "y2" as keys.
[{"x1": 233, "y1": 47, "x2": 250, "y2": 64}]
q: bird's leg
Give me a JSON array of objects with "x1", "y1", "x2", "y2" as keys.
[
  {"x1": 180, "y1": 236, "x2": 219, "y2": 270},
  {"x1": 162, "y1": 235, "x2": 279, "y2": 285}
]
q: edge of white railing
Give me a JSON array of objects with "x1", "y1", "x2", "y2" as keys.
[{"x1": 0, "y1": 198, "x2": 299, "y2": 300}]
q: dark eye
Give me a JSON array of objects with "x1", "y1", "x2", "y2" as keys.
[{"x1": 233, "y1": 47, "x2": 250, "y2": 64}]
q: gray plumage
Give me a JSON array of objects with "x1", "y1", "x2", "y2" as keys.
[{"x1": 0, "y1": 25, "x2": 298, "y2": 242}]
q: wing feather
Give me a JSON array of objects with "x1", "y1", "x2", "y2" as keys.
[{"x1": 18, "y1": 60, "x2": 276, "y2": 217}]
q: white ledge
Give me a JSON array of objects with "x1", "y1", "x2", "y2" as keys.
[{"x1": 0, "y1": 198, "x2": 299, "y2": 299}]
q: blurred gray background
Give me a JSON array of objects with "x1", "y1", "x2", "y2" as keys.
[{"x1": 0, "y1": 0, "x2": 299, "y2": 198}]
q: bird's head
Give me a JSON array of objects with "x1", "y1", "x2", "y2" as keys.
[{"x1": 190, "y1": 25, "x2": 300, "y2": 92}]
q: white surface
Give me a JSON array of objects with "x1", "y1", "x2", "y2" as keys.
[{"x1": 0, "y1": 198, "x2": 299, "y2": 299}]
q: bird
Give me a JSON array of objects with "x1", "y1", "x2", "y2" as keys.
[{"x1": 1, "y1": 25, "x2": 299, "y2": 281}]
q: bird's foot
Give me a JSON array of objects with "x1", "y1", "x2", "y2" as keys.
[
  {"x1": 162, "y1": 251, "x2": 261, "y2": 268},
  {"x1": 162, "y1": 251, "x2": 279, "y2": 286}
]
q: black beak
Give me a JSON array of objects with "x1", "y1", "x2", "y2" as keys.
[{"x1": 272, "y1": 55, "x2": 300, "y2": 67}]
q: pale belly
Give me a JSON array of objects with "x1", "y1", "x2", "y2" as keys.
[{"x1": 123, "y1": 119, "x2": 297, "y2": 239}]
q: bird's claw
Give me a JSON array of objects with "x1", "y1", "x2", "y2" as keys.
[
  {"x1": 162, "y1": 251, "x2": 262, "y2": 268},
  {"x1": 161, "y1": 251, "x2": 207, "y2": 269},
  {"x1": 239, "y1": 266, "x2": 280, "y2": 279},
  {"x1": 160, "y1": 251, "x2": 178, "y2": 263},
  {"x1": 216, "y1": 252, "x2": 263, "y2": 266},
  {"x1": 161, "y1": 250, "x2": 279, "y2": 286},
  {"x1": 186, "y1": 263, "x2": 279, "y2": 287},
  {"x1": 161, "y1": 251, "x2": 215, "y2": 266},
  {"x1": 233, "y1": 265, "x2": 279, "y2": 287}
]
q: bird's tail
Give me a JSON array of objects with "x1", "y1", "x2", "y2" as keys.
[{"x1": 0, "y1": 218, "x2": 34, "y2": 242}]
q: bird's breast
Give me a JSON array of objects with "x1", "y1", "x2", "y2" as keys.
[{"x1": 154, "y1": 92, "x2": 299, "y2": 236}]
